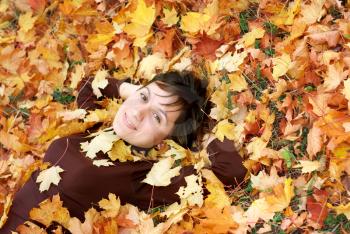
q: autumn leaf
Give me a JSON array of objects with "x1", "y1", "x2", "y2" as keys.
[
  {"x1": 98, "y1": 193, "x2": 121, "y2": 218},
  {"x1": 36, "y1": 166, "x2": 64, "y2": 192},
  {"x1": 162, "y1": 7, "x2": 179, "y2": 27},
  {"x1": 123, "y1": 0, "x2": 156, "y2": 38},
  {"x1": 92, "y1": 69, "x2": 109, "y2": 98},
  {"x1": 142, "y1": 157, "x2": 181, "y2": 186},
  {"x1": 29, "y1": 194, "x2": 70, "y2": 228},
  {"x1": 306, "y1": 188, "x2": 329, "y2": 226},
  {"x1": 176, "y1": 174, "x2": 204, "y2": 207},
  {"x1": 80, "y1": 128, "x2": 119, "y2": 159},
  {"x1": 108, "y1": 139, "x2": 133, "y2": 162}
]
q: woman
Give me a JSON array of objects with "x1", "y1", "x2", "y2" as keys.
[{"x1": 1, "y1": 71, "x2": 247, "y2": 232}]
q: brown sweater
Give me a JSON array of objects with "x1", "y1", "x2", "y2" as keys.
[{"x1": 1, "y1": 77, "x2": 247, "y2": 233}]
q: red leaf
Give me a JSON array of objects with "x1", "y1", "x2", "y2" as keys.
[
  {"x1": 193, "y1": 34, "x2": 223, "y2": 61},
  {"x1": 153, "y1": 28, "x2": 176, "y2": 58},
  {"x1": 306, "y1": 188, "x2": 329, "y2": 227}
]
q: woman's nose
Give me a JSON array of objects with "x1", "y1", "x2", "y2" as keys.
[{"x1": 131, "y1": 107, "x2": 144, "y2": 121}]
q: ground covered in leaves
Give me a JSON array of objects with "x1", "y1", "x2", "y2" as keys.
[{"x1": 1, "y1": 0, "x2": 350, "y2": 233}]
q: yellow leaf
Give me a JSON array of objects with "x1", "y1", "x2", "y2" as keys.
[
  {"x1": 36, "y1": 166, "x2": 64, "y2": 192},
  {"x1": 217, "y1": 50, "x2": 247, "y2": 73},
  {"x1": 322, "y1": 62, "x2": 349, "y2": 92},
  {"x1": 108, "y1": 139, "x2": 133, "y2": 162},
  {"x1": 142, "y1": 157, "x2": 181, "y2": 186},
  {"x1": 18, "y1": 11, "x2": 38, "y2": 33},
  {"x1": 228, "y1": 73, "x2": 248, "y2": 92},
  {"x1": 123, "y1": 0, "x2": 155, "y2": 38},
  {"x1": 98, "y1": 193, "x2": 121, "y2": 218},
  {"x1": 176, "y1": 174, "x2": 204, "y2": 207},
  {"x1": 342, "y1": 78, "x2": 350, "y2": 101},
  {"x1": 202, "y1": 169, "x2": 230, "y2": 209},
  {"x1": 162, "y1": 7, "x2": 179, "y2": 26},
  {"x1": 327, "y1": 202, "x2": 350, "y2": 219},
  {"x1": 250, "y1": 167, "x2": 285, "y2": 190},
  {"x1": 30, "y1": 194, "x2": 70, "y2": 228},
  {"x1": 300, "y1": 0, "x2": 326, "y2": 24},
  {"x1": 213, "y1": 119, "x2": 236, "y2": 142},
  {"x1": 84, "y1": 109, "x2": 110, "y2": 123},
  {"x1": 246, "y1": 137, "x2": 268, "y2": 161},
  {"x1": 272, "y1": 53, "x2": 291, "y2": 80},
  {"x1": 0, "y1": 130, "x2": 31, "y2": 153},
  {"x1": 57, "y1": 109, "x2": 87, "y2": 121},
  {"x1": 136, "y1": 52, "x2": 168, "y2": 80},
  {"x1": 180, "y1": 12, "x2": 211, "y2": 34},
  {"x1": 86, "y1": 33, "x2": 114, "y2": 53},
  {"x1": 80, "y1": 129, "x2": 120, "y2": 159},
  {"x1": 92, "y1": 69, "x2": 108, "y2": 98},
  {"x1": 245, "y1": 178, "x2": 294, "y2": 224},
  {"x1": 285, "y1": 0, "x2": 301, "y2": 25},
  {"x1": 242, "y1": 28, "x2": 265, "y2": 47},
  {"x1": 70, "y1": 63, "x2": 85, "y2": 89},
  {"x1": 293, "y1": 160, "x2": 321, "y2": 173}
]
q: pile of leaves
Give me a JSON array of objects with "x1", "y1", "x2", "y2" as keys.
[{"x1": 1, "y1": 0, "x2": 350, "y2": 233}]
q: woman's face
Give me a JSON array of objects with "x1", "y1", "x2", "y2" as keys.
[{"x1": 113, "y1": 82, "x2": 183, "y2": 148}]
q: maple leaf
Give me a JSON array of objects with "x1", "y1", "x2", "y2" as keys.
[
  {"x1": 136, "y1": 52, "x2": 168, "y2": 80},
  {"x1": 272, "y1": 53, "x2": 291, "y2": 80},
  {"x1": 142, "y1": 157, "x2": 181, "y2": 186},
  {"x1": 68, "y1": 209, "x2": 98, "y2": 234},
  {"x1": 250, "y1": 167, "x2": 285, "y2": 190},
  {"x1": 92, "y1": 159, "x2": 114, "y2": 167},
  {"x1": 193, "y1": 34, "x2": 223, "y2": 61},
  {"x1": 217, "y1": 50, "x2": 248, "y2": 73},
  {"x1": 92, "y1": 69, "x2": 108, "y2": 98},
  {"x1": 241, "y1": 27, "x2": 265, "y2": 47},
  {"x1": 98, "y1": 193, "x2": 121, "y2": 218},
  {"x1": 176, "y1": 174, "x2": 204, "y2": 207},
  {"x1": 228, "y1": 72, "x2": 248, "y2": 92},
  {"x1": 245, "y1": 178, "x2": 294, "y2": 224},
  {"x1": 57, "y1": 109, "x2": 87, "y2": 121},
  {"x1": 300, "y1": 0, "x2": 326, "y2": 24},
  {"x1": 36, "y1": 166, "x2": 64, "y2": 192},
  {"x1": 108, "y1": 139, "x2": 133, "y2": 162},
  {"x1": 123, "y1": 0, "x2": 155, "y2": 38},
  {"x1": 202, "y1": 169, "x2": 230, "y2": 209},
  {"x1": 153, "y1": 28, "x2": 176, "y2": 58},
  {"x1": 80, "y1": 128, "x2": 120, "y2": 159},
  {"x1": 29, "y1": 194, "x2": 70, "y2": 228},
  {"x1": 213, "y1": 119, "x2": 237, "y2": 142},
  {"x1": 162, "y1": 7, "x2": 179, "y2": 27},
  {"x1": 327, "y1": 202, "x2": 350, "y2": 219},
  {"x1": 294, "y1": 160, "x2": 322, "y2": 174}
]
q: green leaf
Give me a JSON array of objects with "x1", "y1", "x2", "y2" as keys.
[
  {"x1": 281, "y1": 149, "x2": 295, "y2": 168},
  {"x1": 52, "y1": 88, "x2": 75, "y2": 105}
]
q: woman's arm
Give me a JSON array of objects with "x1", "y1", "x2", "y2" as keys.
[
  {"x1": 76, "y1": 77, "x2": 141, "y2": 110},
  {"x1": 206, "y1": 136, "x2": 247, "y2": 187}
]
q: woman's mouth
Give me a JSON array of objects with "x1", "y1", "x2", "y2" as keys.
[{"x1": 123, "y1": 113, "x2": 137, "y2": 130}]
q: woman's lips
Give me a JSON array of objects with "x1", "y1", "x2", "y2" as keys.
[{"x1": 123, "y1": 113, "x2": 136, "y2": 130}]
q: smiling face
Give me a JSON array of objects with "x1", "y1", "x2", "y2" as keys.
[{"x1": 112, "y1": 82, "x2": 183, "y2": 148}]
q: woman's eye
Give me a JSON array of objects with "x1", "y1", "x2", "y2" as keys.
[
  {"x1": 153, "y1": 113, "x2": 161, "y2": 123},
  {"x1": 140, "y1": 93, "x2": 147, "y2": 101}
]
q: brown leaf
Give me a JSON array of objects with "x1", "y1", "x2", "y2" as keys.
[{"x1": 193, "y1": 34, "x2": 223, "y2": 61}]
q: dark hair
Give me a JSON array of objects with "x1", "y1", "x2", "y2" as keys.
[{"x1": 143, "y1": 70, "x2": 209, "y2": 149}]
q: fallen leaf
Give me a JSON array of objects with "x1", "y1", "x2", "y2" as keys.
[
  {"x1": 36, "y1": 166, "x2": 64, "y2": 192},
  {"x1": 142, "y1": 157, "x2": 181, "y2": 186}
]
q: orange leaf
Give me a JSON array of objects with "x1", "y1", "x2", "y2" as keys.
[
  {"x1": 153, "y1": 28, "x2": 176, "y2": 58},
  {"x1": 28, "y1": 0, "x2": 47, "y2": 13},
  {"x1": 193, "y1": 34, "x2": 223, "y2": 61}
]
